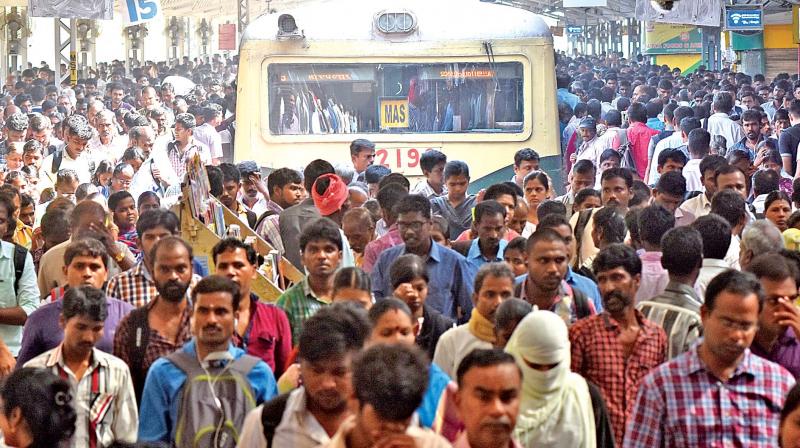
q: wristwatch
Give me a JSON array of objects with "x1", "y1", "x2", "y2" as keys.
[{"x1": 113, "y1": 251, "x2": 125, "y2": 263}]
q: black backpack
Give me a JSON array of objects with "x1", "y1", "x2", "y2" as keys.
[
  {"x1": 11, "y1": 244, "x2": 27, "y2": 296},
  {"x1": 513, "y1": 280, "x2": 592, "y2": 319},
  {"x1": 125, "y1": 306, "x2": 151, "y2": 402},
  {"x1": 261, "y1": 393, "x2": 290, "y2": 448}
]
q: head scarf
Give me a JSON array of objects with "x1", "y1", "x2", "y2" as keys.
[
  {"x1": 312, "y1": 173, "x2": 348, "y2": 216},
  {"x1": 505, "y1": 310, "x2": 596, "y2": 448}
]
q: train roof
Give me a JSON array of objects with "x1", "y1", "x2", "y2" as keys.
[{"x1": 241, "y1": 0, "x2": 553, "y2": 44}]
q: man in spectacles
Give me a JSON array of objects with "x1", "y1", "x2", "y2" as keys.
[{"x1": 625, "y1": 269, "x2": 795, "y2": 447}]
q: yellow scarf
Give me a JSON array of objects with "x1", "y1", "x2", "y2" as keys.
[{"x1": 468, "y1": 309, "x2": 496, "y2": 343}]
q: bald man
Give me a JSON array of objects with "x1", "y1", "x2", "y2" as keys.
[{"x1": 342, "y1": 207, "x2": 376, "y2": 268}]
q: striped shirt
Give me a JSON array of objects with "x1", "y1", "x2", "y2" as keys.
[
  {"x1": 624, "y1": 346, "x2": 795, "y2": 447},
  {"x1": 276, "y1": 278, "x2": 330, "y2": 345},
  {"x1": 25, "y1": 345, "x2": 139, "y2": 448},
  {"x1": 639, "y1": 281, "x2": 703, "y2": 359}
]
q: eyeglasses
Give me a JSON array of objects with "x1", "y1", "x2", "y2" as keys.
[
  {"x1": 717, "y1": 316, "x2": 757, "y2": 333},
  {"x1": 396, "y1": 221, "x2": 426, "y2": 231}
]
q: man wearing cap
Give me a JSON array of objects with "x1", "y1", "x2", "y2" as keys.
[
  {"x1": 237, "y1": 161, "x2": 271, "y2": 217},
  {"x1": 311, "y1": 173, "x2": 356, "y2": 267},
  {"x1": 572, "y1": 117, "x2": 606, "y2": 170}
]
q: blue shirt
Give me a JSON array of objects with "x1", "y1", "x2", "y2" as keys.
[
  {"x1": 729, "y1": 136, "x2": 776, "y2": 161},
  {"x1": 515, "y1": 266, "x2": 603, "y2": 312},
  {"x1": 417, "y1": 363, "x2": 451, "y2": 428},
  {"x1": 138, "y1": 339, "x2": 278, "y2": 443},
  {"x1": 557, "y1": 88, "x2": 579, "y2": 111},
  {"x1": 646, "y1": 117, "x2": 665, "y2": 132},
  {"x1": 465, "y1": 238, "x2": 508, "y2": 276},
  {"x1": 371, "y1": 239, "x2": 475, "y2": 323}
]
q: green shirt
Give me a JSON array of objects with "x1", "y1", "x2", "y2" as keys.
[{"x1": 276, "y1": 278, "x2": 330, "y2": 345}]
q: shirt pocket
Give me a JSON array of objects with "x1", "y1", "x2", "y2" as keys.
[{"x1": 248, "y1": 335, "x2": 276, "y2": 368}]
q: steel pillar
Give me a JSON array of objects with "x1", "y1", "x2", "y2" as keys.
[
  {"x1": 53, "y1": 17, "x2": 77, "y2": 88},
  {"x1": 237, "y1": 0, "x2": 250, "y2": 37},
  {"x1": 2, "y1": 7, "x2": 29, "y2": 82}
]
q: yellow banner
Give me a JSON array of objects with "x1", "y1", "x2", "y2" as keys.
[{"x1": 380, "y1": 98, "x2": 409, "y2": 129}]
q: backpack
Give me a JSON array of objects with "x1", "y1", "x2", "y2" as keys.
[
  {"x1": 513, "y1": 280, "x2": 592, "y2": 319},
  {"x1": 125, "y1": 306, "x2": 151, "y2": 402},
  {"x1": 11, "y1": 244, "x2": 26, "y2": 296},
  {"x1": 617, "y1": 129, "x2": 638, "y2": 173},
  {"x1": 168, "y1": 350, "x2": 260, "y2": 448},
  {"x1": 572, "y1": 208, "x2": 594, "y2": 270},
  {"x1": 260, "y1": 393, "x2": 290, "y2": 448},
  {"x1": 51, "y1": 149, "x2": 96, "y2": 175},
  {"x1": 253, "y1": 210, "x2": 278, "y2": 233}
]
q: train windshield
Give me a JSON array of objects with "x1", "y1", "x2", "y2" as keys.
[{"x1": 266, "y1": 61, "x2": 525, "y2": 135}]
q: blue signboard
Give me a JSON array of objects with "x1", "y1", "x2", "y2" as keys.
[
  {"x1": 567, "y1": 26, "x2": 583, "y2": 34},
  {"x1": 725, "y1": 7, "x2": 763, "y2": 31}
]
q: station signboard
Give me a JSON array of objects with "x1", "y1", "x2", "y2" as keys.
[{"x1": 725, "y1": 6, "x2": 763, "y2": 31}]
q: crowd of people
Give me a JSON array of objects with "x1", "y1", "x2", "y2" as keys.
[{"x1": 0, "y1": 48, "x2": 800, "y2": 447}]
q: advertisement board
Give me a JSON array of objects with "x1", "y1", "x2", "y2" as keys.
[
  {"x1": 644, "y1": 22, "x2": 702, "y2": 55},
  {"x1": 725, "y1": 6, "x2": 763, "y2": 31}
]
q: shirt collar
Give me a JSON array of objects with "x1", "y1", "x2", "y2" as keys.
[
  {"x1": 301, "y1": 278, "x2": 330, "y2": 303},
  {"x1": 467, "y1": 238, "x2": 507, "y2": 262},
  {"x1": 687, "y1": 343, "x2": 756, "y2": 379},
  {"x1": 46, "y1": 344, "x2": 105, "y2": 371},
  {"x1": 133, "y1": 261, "x2": 154, "y2": 282},
  {"x1": 702, "y1": 258, "x2": 730, "y2": 269},
  {"x1": 601, "y1": 309, "x2": 648, "y2": 331},
  {"x1": 404, "y1": 239, "x2": 442, "y2": 263},
  {"x1": 0, "y1": 241, "x2": 13, "y2": 259},
  {"x1": 665, "y1": 280, "x2": 700, "y2": 299}
]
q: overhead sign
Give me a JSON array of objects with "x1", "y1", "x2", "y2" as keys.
[
  {"x1": 644, "y1": 22, "x2": 702, "y2": 55},
  {"x1": 219, "y1": 24, "x2": 237, "y2": 50},
  {"x1": 563, "y1": 0, "x2": 607, "y2": 6},
  {"x1": 380, "y1": 98, "x2": 409, "y2": 129},
  {"x1": 123, "y1": 0, "x2": 161, "y2": 25},
  {"x1": 635, "y1": 0, "x2": 721, "y2": 28},
  {"x1": 567, "y1": 26, "x2": 583, "y2": 35},
  {"x1": 29, "y1": 0, "x2": 113, "y2": 19},
  {"x1": 725, "y1": 7, "x2": 763, "y2": 31}
]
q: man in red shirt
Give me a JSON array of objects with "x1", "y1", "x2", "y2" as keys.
[
  {"x1": 626, "y1": 102, "x2": 659, "y2": 180},
  {"x1": 213, "y1": 237, "x2": 292, "y2": 377}
]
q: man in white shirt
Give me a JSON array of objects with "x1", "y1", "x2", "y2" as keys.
[
  {"x1": 87, "y1": 109, "x2": 127, "y2": 163},
  {"x1": 237, "y1": 304, "x2": 371, "y2": 448},
  {"x1": 706, "y1": 92, "x2": 744, "y2": 152},
  {"x1": 648, "y1": 115, "x2": 699, "y2": 185},
  {"x1": 573, "y1": 117, "x2": 606, "y2": 169},
  {"x1": 710, "y1": 187, "x2": 748, "y2": 271},
  {"x1": 39, "y1": 114, "x2": 94, "y2": 190},
  {"x1": 680, "y1": 154, "x2": 726, "y2": 219},
  {"x1": 24, "y1": 286, "x2": 138, "y2": 447},
  {"x1": 192, "y1": 105, "x2": 223, "y2": 165},
  {"x1": 682, "y1": 128, "x2": 711, "y2": 193},
  {"x1": 691, "y1": 214, "x2": 733, "y2": 299}
]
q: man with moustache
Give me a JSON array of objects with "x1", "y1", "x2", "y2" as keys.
[
  {"x1": 453, "y1": 349, "x2": 523, "y2": 448},
  {"x1": 138, "y1": 275, "x2": 278, "y2": 445},
  {"x1": 113, "y1": 236, "x2": 196, "y2": 402},
  {"x1": 625, "y1": 270, "x2": 795, "y2": 447},
  {"x1": 569, "y1": 244, "x2": 667, "y2": 447}
]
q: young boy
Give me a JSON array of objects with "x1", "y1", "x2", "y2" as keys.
[
  {"x1": 574, "y1": 188, "x2": 602, "y2": 213},
  {"x1": 430, "y1": 160, "x2": 477, "y2": 239},
  {"x1": 430, "y1": 215, "x2": 450, "y2": 248},
  {"x1": 411, "y1": 149, "x2": 447, "y2": 199},
  {"x1": 5, "y1": 142, "x2": 24, "y2": 171},
  {"x1": 503, "y1": 236, "x2": 528, "y2": 277},
  {"x1": 108, "y1": 191, "x2": 140, "y2": 259}
]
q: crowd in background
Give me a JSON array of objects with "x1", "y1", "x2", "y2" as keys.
[{"x1": 0, "y1": 49, "x2": 798, "y2": 447}]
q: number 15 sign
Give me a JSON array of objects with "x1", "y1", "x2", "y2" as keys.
[{"x1": 124, "y1": 0, "x2": 162, "y2": 26}]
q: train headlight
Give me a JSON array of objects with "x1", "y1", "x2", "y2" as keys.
[
  {"x1": 277, "y1": 14, "x2": 304, "y2": 40},
  {"x1": 375, "y1": 11, "x2": 417, "y2": 34}
]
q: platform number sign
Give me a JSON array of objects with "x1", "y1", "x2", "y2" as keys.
[{"x1": 124, "y1": 0, "x2": 161, "y2": 25}]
